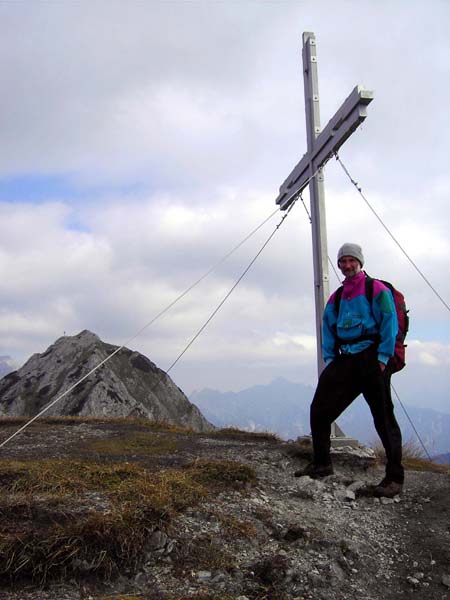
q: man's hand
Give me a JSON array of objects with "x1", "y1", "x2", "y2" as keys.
[{"x1": 379, "y1": 361, "x2": 386, "y2": 373}]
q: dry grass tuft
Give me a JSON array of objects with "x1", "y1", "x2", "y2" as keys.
[
  {"x1": 0, "y1": 459, "x2": 143, "y2": 495},
  {"x1": 173, "y1": 533, "x2": 235, "y2": 573},
  {"x1": 187, "y1": 458, "x2": 257, "y2": 488},
  {"x1": 213, "y1": 427, "x2": 279, "y2": 442},
  {"x1": 372, "y1": 439, "x2": 450, "y2": 474},
  {"x1": 215, "y1": 513, "x2": 258, "y2": 539},
  {"x1": 0, "y1": 456, "x2": 254, "y2": 585}
]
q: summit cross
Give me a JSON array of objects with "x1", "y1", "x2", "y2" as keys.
[{"x1": 275, "y1": 31, "x2": 374, "y2": 376}]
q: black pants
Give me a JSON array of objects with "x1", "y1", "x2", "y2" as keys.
[{"x1": 311, "y1": 346, "x2": 404, "y2": 483}]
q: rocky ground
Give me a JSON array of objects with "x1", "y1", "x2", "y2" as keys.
[{"x1": 0, "y1": 419, "x2": 449, "y2": 600}]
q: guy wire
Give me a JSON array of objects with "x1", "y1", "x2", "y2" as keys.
[
  {"x1": 333, "y1": 153, "x2": 438, "y2": 460},
  {"x1": 335, "y1": 152, "x2": 450, "y2": 313},
  {"x1": 0, "y1": 191, "x2": 301, "y2": 449},
  {"x1": 391, "y1": 384, "x2": 432, "y2": 461},
  {"x1": 162, "y1": 196, "x2": 298, "y2": 378}
]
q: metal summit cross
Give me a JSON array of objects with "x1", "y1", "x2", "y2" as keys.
[{"x1": 276, "y1": 32, "x2": 374, "y2": 377}]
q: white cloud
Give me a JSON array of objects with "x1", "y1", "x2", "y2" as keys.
[
  {"x1": 408, "y1": 340, "x2": 450, "y2": 367},
  {"x1": 0, "y1": 1, "x2": 449, "y2": 410}
]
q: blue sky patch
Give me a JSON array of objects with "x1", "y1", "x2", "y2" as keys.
[
  {"x1": 0, "y1": 173, "x2": 147, "y2": 204},
  {"x1": 0, "y1": 173, "x2": 85, "y2": 203}
]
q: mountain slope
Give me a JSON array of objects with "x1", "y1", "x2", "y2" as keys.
[
  {"x1": 0, "y1": 330, "x2": 213, "y2": 432},
  {"x1": 432, "y1": 452, "x2": 450, "y2": 465},
  {"x1": 191, "y1": 377, "x2": 313, "y2": 439}
]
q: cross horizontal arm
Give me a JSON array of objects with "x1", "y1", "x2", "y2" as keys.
[{"x1": 276, "y1": 85, "x2": 374, "y2": 210}]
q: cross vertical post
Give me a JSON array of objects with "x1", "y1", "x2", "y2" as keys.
[
  {"x1": 302, "y1": 31, "x2": 329, "y2": 376},
  {"x1": 275, "y1": 32, "x2": 374, "y2": 443},
  {"x1": 275, "y1": 33, "x2": 373, "y2": 375}
]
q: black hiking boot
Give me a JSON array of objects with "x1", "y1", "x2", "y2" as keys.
[
  {"x1": 373, "y1": 478, "x2": 403, "y2": 498},
  {"x1": 294, "y1": 462, "x2": 334, "y2": 479}
]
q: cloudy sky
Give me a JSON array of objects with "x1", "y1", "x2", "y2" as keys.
[{"x1": 0, "y1": 1, "x2": 449, "y2": 413}]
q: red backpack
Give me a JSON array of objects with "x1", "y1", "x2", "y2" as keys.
[{"x1": 334, "y1": 274, "x2": 409, "y2": 373}]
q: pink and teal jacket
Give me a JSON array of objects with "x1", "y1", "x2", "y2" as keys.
[{"x1": 322, "y1": 270, "x2": 398, "y2": 365}]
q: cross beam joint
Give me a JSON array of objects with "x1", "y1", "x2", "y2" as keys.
[{"x1": 276, "y1": 85, "x2": 374, "y2": 211}]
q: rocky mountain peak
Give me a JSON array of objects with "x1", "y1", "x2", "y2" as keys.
[{"x1": 0, "y1": 331, "x2": 213, "y2": 432}]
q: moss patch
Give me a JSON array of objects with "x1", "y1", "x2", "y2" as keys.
[{"x1": 373, "y1": 440, "x2": 450, "y2": 474}]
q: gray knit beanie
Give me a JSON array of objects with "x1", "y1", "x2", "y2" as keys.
[{"x1": 337, "y1": 243, "x2": 364, "y2": 267}]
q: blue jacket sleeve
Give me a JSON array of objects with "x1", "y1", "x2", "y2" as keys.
[
  {"x1": 372, "y1": 287, "x2": 398, "y2": 364},
  {"x1": 322, "y1": 296, "x2": 338, "y2": 364}
]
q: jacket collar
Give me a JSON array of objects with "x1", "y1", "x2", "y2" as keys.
[{"x1": 342, "y1": 270, "x2": 365, "y2": 288}]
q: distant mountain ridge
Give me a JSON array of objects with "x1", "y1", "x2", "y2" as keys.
[
  {"x1": 0, "y1": 330, "x2": 213, "y2": 432},
  {"x1": 191, "y1": 377, "x2": 312, "y2": 439},
  {"x1": 432, "y1": 453, "x2": 450, "y2": 465},
  {"x1": 190, "y1": 377, "x2": 450, "y2": 455}
]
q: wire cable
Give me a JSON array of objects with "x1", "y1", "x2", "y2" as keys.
[
  {"x1": 297, "y1": 154, "x2": 440, "y2": 460},
  {"x1": 335, "y1": 152, "x2": 450, "y2": 313},
  {"x1": 328, "y1": 256, "x2": 342, "y2": 285},
  {"x1": 163, "y1": 198, "x2": 298, "y2": 377},
  {"x1": 391, "y1": 383, "x2": 432, "y2": 461},
  {"x1": 1, "y1": 162, "x2": 327, "y2": 451},
  {"x1": 300, "y1": 194, "x2": 312, "y2": 224},
  {"x1": 334, "y1": 152, "x2": 440, "y2": 460},
  {"x1": 0, "y1": 208, "x2": 280, "y2": 449},
  {"x1": 116, "y1": 202, "x2": 300, "y2": 408},
  {"x1": 0, "y1": 195, "x2": 300, "y2": 449},
  {"x1": 114, "y1": 197, "x2": 300, "y2": 421},
  {"x1": 295, "y1": 169, "x2": 342, "y2": 286}
]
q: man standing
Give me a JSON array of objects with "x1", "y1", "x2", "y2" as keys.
[{"x1": 296, "y1": 243, "x2": 404, "y2": 497}]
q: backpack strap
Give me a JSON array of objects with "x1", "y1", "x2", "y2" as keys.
[
  {"x1": 334, "y1": 285, "x2": 344, "y2": 315},
  {"x1": 364, "y1": 272, "x2": 375, "y2": 306}
]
